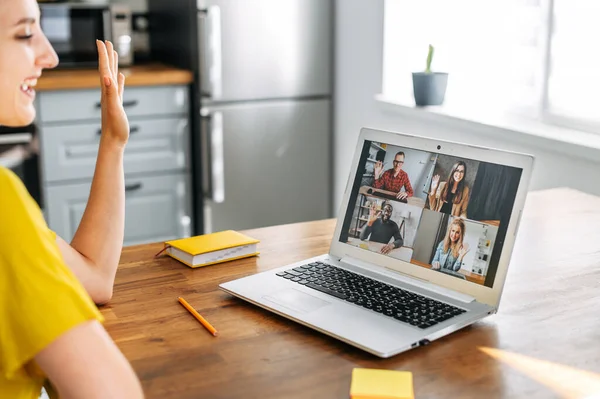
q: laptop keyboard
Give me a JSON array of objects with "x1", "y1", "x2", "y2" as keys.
[{"x1": 276, "y1": 261, "x2": 466, "y2": 329}]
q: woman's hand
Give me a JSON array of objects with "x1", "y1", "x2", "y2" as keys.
[
  {"x1": 431, "y1": 261, "x2": 441, "y2": 270},
  {"x1": 430, "y1": 174, "x2": 440, "y2": 193},
  {"x1": 459, "y1": 243, "x2": 470, "y2": 259},
  {"x1": 96, "y1": 40, "x2": 128, "y2": 148}
]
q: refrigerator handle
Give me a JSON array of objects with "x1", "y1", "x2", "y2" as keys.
[
  {"x1": 200, "y1": 108, "x2": 225, "y2": 204},
  {"x1": 198, "y1": 6, "x2": 223, "y2": 99}
]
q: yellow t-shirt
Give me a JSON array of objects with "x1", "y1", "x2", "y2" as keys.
[{"x1": 0, "y1": 166, "x2": 104, "y2": 399}]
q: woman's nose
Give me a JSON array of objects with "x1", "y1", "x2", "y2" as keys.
[{"x1": 36, "y1": 34, "x2": 59, "y2": 69}]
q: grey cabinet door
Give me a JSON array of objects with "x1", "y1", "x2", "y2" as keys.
[
  {"x1": 38, "y1": 86, "x2": 189, "y2": 123},
  {"x1": 41, "y1": 118, "x2": 189, "y2": 182},
  {"x1": 46, "y1": 173, "x2": 192, "y2": 245},
  {"x1": 202, "y1": 98, "x2": 330, "y2": 232}
]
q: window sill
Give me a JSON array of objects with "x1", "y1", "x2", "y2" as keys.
[{"x1": 375, "y1": 93, "x2": 600, "y2": 163}]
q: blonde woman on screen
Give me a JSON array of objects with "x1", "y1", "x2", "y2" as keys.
[
  {"x1": 431, "y1": 218, "x2": 470, "y2": 272},
  {"x1": 428, "y1": 161, "x2": 469, "y2": 218},
  {"x1": 0, "y1": 0, "x2": 143, "y2": 397}
]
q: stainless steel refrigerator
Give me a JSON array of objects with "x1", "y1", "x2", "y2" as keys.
[{"x1": 149, "y1": 0, "x2": 333, "y2": 234}]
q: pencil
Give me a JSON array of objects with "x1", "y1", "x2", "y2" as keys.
[{"x1": 178, "y1": 296, "x2": 219, "y2": 337}]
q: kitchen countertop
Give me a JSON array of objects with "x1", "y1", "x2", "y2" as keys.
[{"x1": 36, "y1": 63, "x2": 194, "y2": 91}]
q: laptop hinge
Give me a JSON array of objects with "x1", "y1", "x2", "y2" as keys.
[{"x1": 339, "y1": 256, "x2": 476, "y2": 304}]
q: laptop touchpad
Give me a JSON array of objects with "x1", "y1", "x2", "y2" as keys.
[{"x1": 263, "y1": 288, "x2": 331, "y2": 314}]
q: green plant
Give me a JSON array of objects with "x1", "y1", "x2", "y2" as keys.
[{"x1": 425, "y1": 44, "x2": 434, "y2": 74}]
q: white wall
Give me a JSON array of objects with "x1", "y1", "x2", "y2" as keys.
[{"x1": 334, "y1": 0, "x2": 600, "y2": 210}]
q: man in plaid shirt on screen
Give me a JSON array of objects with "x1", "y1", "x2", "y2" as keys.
[{"x1": 373, "y1": 151, "x2": 414, "y2": 200}]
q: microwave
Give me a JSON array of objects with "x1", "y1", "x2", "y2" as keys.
[{"x1": 39, "y1": 3, "x2": 133, "y2": 68}]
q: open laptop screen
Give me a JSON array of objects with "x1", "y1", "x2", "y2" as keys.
[{"x1": 338, "y1": 139, "x2": 523, "y2": 288}]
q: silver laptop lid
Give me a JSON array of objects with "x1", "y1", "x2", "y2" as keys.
[{"x1": 329, "y1": 128, "x2": 534, "y2": 308}]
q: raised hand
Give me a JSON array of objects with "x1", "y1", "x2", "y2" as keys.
[
  {"x1": 96, "y1": 40, "x2": 129, "y2": 147},
  {"x1": 430, "y1": 174, "x2": 440, "y2": 194},
  {"x1": 459, "y1": 243, "x2": 470, "y2": 259},
  {"x1": 374, "y1": 161, "x2": 384, "y2": 179},
  {"x1": 368, "y1": 205, "x2": 381, "y2": 225}
]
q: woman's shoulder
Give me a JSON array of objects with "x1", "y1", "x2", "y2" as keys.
[
  {"x1": 0, "y1": 165, "x2": 16, "y2": 183},
  {"x1": 0, "y1": 166, "x2": 40, "y2": 214},
  {"x1": 0, "y1": 166, "x2": 27, "y2": 193},
  {"x1": 0, "y1": 166, "x2": 30, "y2": 206}
]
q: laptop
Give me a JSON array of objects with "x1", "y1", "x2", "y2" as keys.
[{"x1": 220, "y1": 128, "x2": 534, "y2": 358}]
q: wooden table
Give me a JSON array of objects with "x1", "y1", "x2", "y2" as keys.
[{"x1": 103, "y1": 188, "x2": 600, "y2": 398}]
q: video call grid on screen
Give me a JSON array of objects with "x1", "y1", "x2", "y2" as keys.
[{"x1": 339, "y1": 140, "x2": 523, "y2": 288}]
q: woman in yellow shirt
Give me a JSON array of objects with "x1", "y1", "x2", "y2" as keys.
[{"x1": 1, "y1": 0, "x2": 143, "y2": 397}]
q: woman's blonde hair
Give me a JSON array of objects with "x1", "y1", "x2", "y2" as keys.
[{"x1": 443, "y1": 218, "x2": 465, "y2": 258}]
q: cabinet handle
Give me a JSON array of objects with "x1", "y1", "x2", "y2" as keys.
[
  {"x1": 125, "y1": 182, "x2": 143, "y2": 192},
  {"x1": 96, "y1": 100, "x2": 138, "y2": 108},
  {"x1": 97, "y1": 125, "x2": 139, "y2": 135}
]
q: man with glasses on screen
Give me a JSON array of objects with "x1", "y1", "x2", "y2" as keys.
[
  {"x1": 373, "y1": 151, "x2": 414, "y2": 200},
  {"x1": 360, "y1": 201, "x2": 403, "y2": 255}
]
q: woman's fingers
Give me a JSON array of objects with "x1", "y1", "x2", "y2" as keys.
[
  {"x1": 113, "y1": 50, "x2": 118, "y2": 80},
  {"x1": 96, "y1": 40, "x2": 110, "y2": 82},
  {"x1": 118, "y1": 73, "x2": 125, "y2": 102},
  {"x1": 105, "y1": 41, "x2": 115, "y2": 79}
]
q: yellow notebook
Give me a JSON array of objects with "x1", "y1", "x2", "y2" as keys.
[
  {"x1": 350, "y1": 368, "x2": 414, "y2": 399},
  {"x1": 164, "y1": 230, "x2": 259, "y2": 268}
]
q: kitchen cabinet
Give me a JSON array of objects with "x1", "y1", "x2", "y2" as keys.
[
  {"x1": 46, "y1": 173, "x2": 191, "y2": 246},
  {"x1": 38, "y1": 84, "x2": 192, "y2": 245}
]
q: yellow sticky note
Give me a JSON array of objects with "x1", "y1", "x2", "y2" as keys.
[{"x1": 350, "y1": 368, "x2": 414, "y2": 399}]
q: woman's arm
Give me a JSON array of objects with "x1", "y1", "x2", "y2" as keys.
[
  {"x1": 56, "y1": 139, "x2": 124, "y2": 303},
  {"x1": 432, "y1": 242, "x2": 442, "y2": 263},
  {"x1": 428, "y1": 181, "x2": 442, "y2": 211},
  {"x1": 451, "y1": 257, "x2": 462, "y2": 272},
  {"x1": 453, "y1": 243, "x2": 470, "y2": 271},
  {"x1": 431, "y1": 242, "x2": 442, "y2": 270},
  {"x1": 56, "y1": 41, "x2": 129, "y2": 304},
  {"x1": 36, "y1": 320, "x2": 144, "y2": 399}
]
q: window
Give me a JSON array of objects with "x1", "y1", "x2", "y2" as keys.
[{"x1": 383, "y1": 0, "x2": 600, "y2": 133}]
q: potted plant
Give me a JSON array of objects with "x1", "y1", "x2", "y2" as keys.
[{"x1": 412, "y1": 44, "x2": 448, "y2": 106}]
